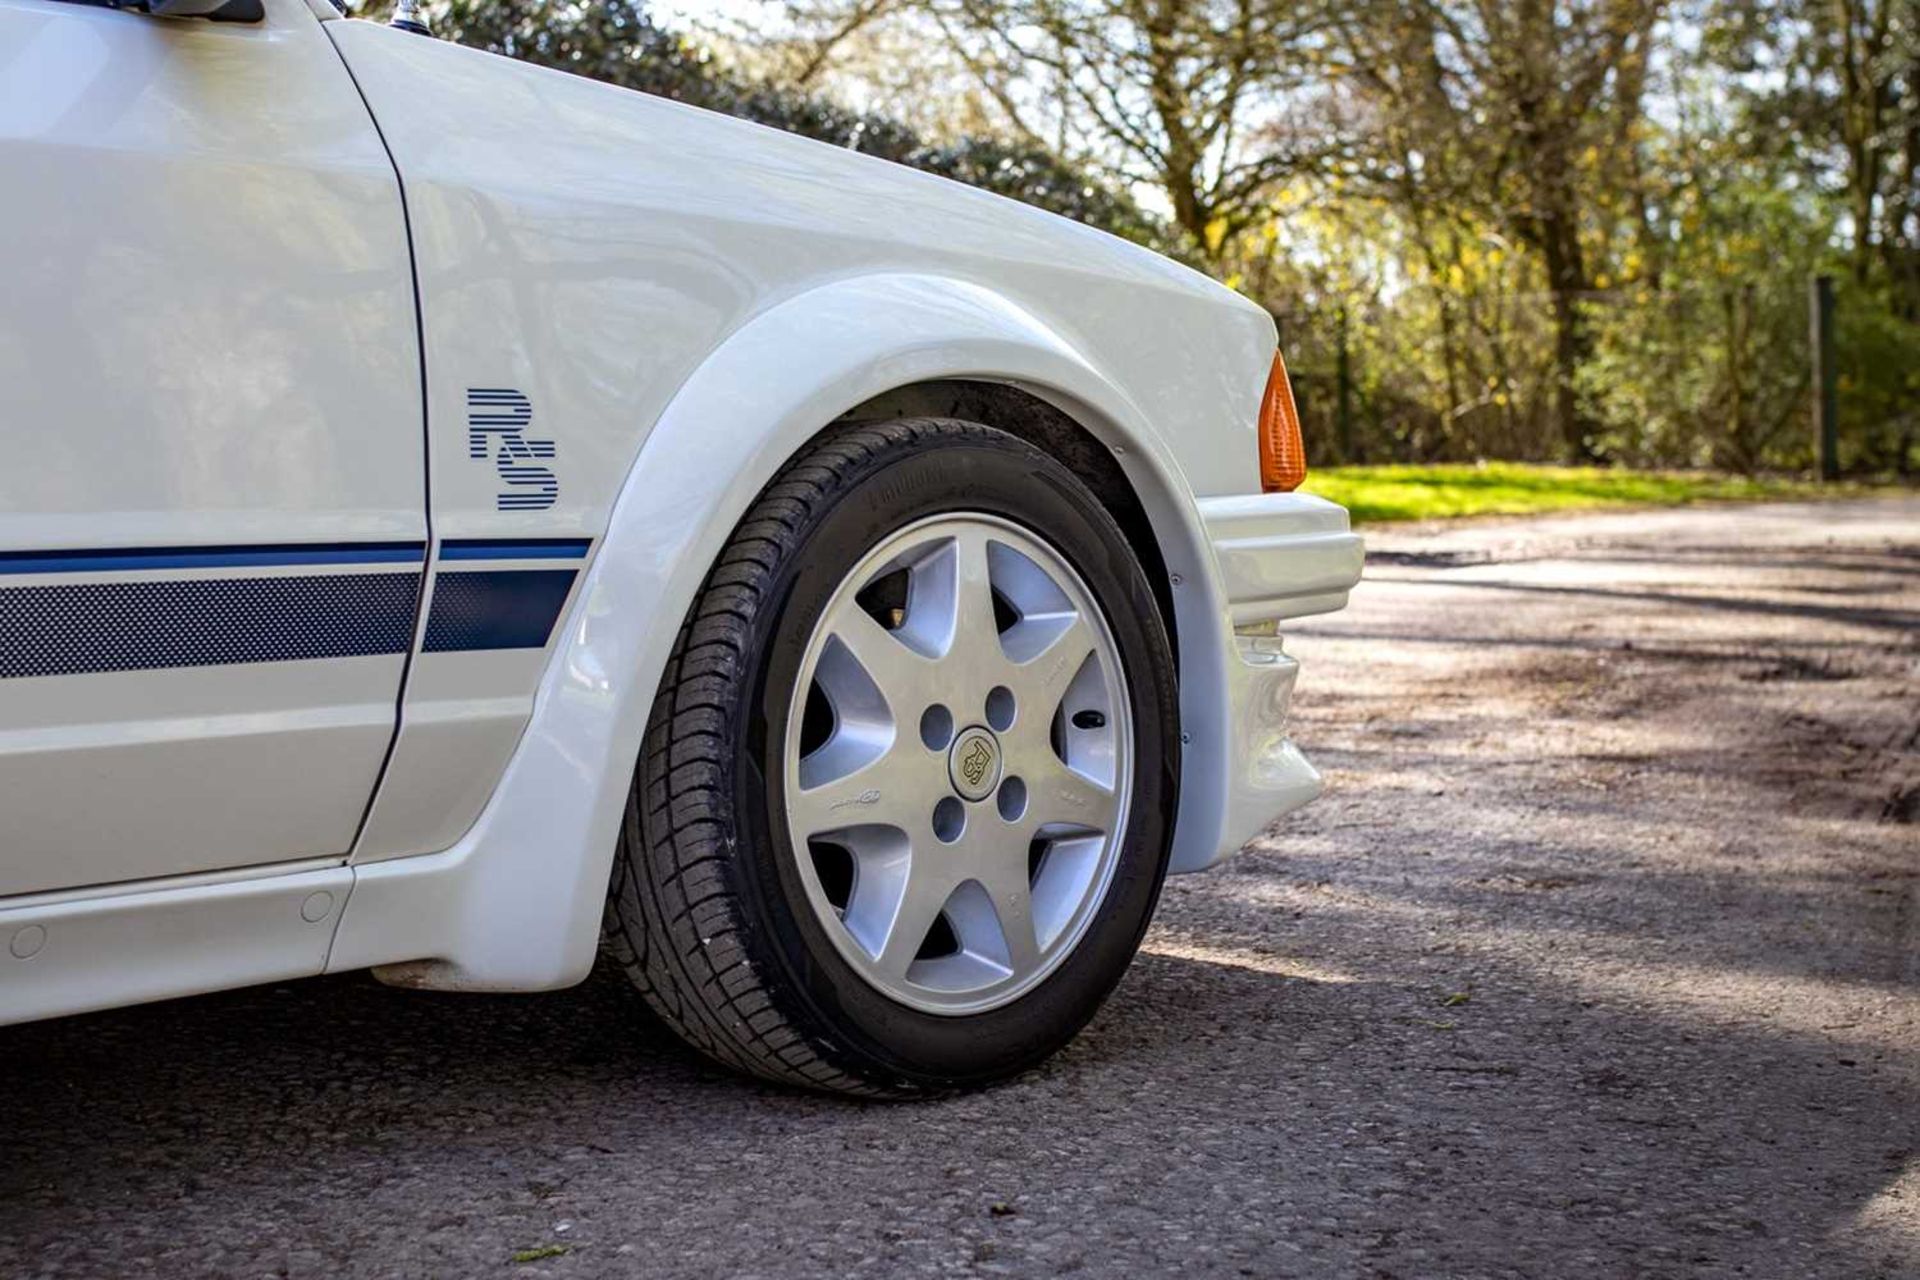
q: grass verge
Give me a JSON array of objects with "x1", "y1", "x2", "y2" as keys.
[{"x1": 1299, "y1": 463, "x2": 1904, "y2": 525}]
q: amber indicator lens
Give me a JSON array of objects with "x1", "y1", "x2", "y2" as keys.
[{"x1": 1258, "y1": 349, "x2": 1307, "y2": 493}]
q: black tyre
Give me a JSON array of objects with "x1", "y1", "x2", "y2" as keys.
[{"x1": 604, "y1": 418, "x2": 1178, "y2": 1095}]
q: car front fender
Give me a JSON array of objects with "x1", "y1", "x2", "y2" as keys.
[{"x1": 330, "y1": 272, "x2": 1240, "y2": 990}]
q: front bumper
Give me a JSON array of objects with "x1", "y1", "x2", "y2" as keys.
[
  {"x1": 1200, "y1": 491, "x2": 1365, "y2": 624},
  {"x1": 1169, "y1": 492, "x2": 1363, "y2": 873}
]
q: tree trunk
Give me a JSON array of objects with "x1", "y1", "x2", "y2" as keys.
[{"x1": 1536, "y1": 212, "x2": 1599, "y2": 462}]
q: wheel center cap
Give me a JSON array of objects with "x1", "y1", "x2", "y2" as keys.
[{"x1": 948, "y1": 726, "x2": 1002, "y2": 802}]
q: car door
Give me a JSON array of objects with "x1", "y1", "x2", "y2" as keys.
[{"x1": 0, "y1": 0, "x2": 426, "y2": 897}]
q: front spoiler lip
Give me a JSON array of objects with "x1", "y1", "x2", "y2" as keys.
[
  {"x1": 1167, "y1": 490, "x2": 1360, "y2": 874},
  {"x1": 1198, "y1": 491, "x2": 1365, "y2": 623}
]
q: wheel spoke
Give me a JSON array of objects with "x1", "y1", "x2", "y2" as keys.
[
  {"x1": 825, "y1": 603, "x2": 934, "y2": 705},
  {"x1": 835, "y1": 827, "x2": 914, "y2": 960},
  {"x1": 1006, "y1": 615, "x2": 1097, "y2": 725},
  {"x1": 948, "y1": 527, "x2": 1006, "y2": 665},
  {"x1": 981, "y1": 864, "x2": 1041, "y2": 974},
  {"x1": 787, "y1": 746, "x2": 929, "y2": 840},
  {"x1": 875, "y1": 863, "x2": 956, "y2": 979},
  {"x1": 1024, "y1": 756, "x2": 1118, "y2": 834}
]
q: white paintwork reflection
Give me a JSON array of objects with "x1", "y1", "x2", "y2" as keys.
[
  {"x1": 0, "y1": 860, "x2": 350, "y2": 1024},
  {"x1": 1200, "y1": 492, "x2": 1367, "y2": 623},
  {"x1": 1, "y1": 9, "x2": 1361, "y2": 1022},
  {"x1": 0, "y1": 0, "x2": 423, "y2": 896},
  {"x1": 328, "y1": 16, "x2": 1288, "y2": 880},
  {"x1": 0, "y1": 0, "x2": 423, "y2": 549},
  {"x1": 0, "y1": 653, "x2": 401, "y2": 897},
  {"x1": 353, "y1": 644, "x2": 558, "y2": 861},
  {"x1": 323, "y1": 18, "x2": 1279, "y2": 545}
]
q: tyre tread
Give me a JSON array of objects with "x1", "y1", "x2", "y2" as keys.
[
  {"x1": 605, "y1": 418, "x2": 1158, "y2": 1097},
  {"x1": 608, "y1": 421, "x2": 1004, "y2": 1095}
]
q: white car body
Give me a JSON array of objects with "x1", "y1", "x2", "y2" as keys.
[{"x1": 0, "y1": 0, "x2": 1363, "y2": 1024}]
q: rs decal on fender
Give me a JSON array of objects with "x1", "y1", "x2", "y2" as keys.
[{"x1": 466, "y1": 388, "x2": 559, "y2": 511}]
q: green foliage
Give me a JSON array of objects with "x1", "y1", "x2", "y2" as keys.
[
  {"x1": 1835, "y1": 286, "x2": 1920, "y2": 475},
  {"x1": 1228, "y1": 34, "x2": 1919, "y2": 478},
  {"x1": 1301, "y1": 463, "x2": 1899, "y2": 525}
]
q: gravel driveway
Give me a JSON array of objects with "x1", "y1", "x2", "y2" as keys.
[{"x1": 3, "y1": 498, "x2": 1915, "y2": 1279}]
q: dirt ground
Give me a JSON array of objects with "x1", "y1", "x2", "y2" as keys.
[{"x1": 2, "y1": 498, "x2": 1915, "y2": 1279}]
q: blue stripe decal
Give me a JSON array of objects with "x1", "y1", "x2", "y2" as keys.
[
  {"x1": 423, "y1": 569, "x2": 578, "y2": 652},
  {"x1": 0, "y1": 542, "x2": 582, "y2": 676},
  {"x1": 0, "y1": 573, "x2": 423, "y2": 680},
  {"x1": 438, "y1": 538, "x2": 591, "y2": 562},
  {"x1": 0, "y1": 542, "x2": 426, "y2": 576}
]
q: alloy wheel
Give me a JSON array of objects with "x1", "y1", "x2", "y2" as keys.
[{"x1": 781, "y1": 513, "x2": 1134, "y2": 1015}]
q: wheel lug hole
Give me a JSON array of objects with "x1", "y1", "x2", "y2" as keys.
[
  {"x1": 932, "y1": 796, "x2": 966, "y2": 843},
  {"x1": 985, "y1": 685, "x2": 1015, "y2": 732},
  {"x1": 920, "y1": 704, "x2": 954, "y2": 751},
  {"x1": 996, "y1": 776, "x2": 1027, "y2": 822}
]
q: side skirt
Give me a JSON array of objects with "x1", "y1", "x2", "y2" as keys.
[{"x1": 0, "y1": 859, "x2": 353, "y2": 1025}]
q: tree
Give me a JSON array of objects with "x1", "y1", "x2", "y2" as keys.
[
  {"x1": 1327, "y1": 0, "x2": 1666, "y2": 461},
  {"x1": 767, "y1": 0, "x2": 1344, "y2": 264},
  {"x1": 787, "y1": 0, "x2": 1669, "y2": 457},
  {"x1": 1717, "y1": 0, "x2": 1919, "y2": 316}
]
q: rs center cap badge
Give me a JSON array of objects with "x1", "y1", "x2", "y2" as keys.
[{"x1": 948, "y1": 726, "x2": 1002, "y2": 802}]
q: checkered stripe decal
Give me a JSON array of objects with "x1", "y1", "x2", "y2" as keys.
[
  {"x1": 422, "y1": 569, "x2": 578, "y2": 652},
  {"x1": 0, "y1": 573, "x2": 423, "y2": 680}
]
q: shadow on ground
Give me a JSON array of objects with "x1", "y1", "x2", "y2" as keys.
[
  {"x1": 2, "y1": 500, "x2": 1916, "y2": 1279},
  {"x1": 0, "y1": 929, "x2": 1910, "y2": 1277}
]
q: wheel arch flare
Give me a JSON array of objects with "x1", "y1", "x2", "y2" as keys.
[{"x1": 331, "y1": 271, "x2": 1243, "y2": 991}]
